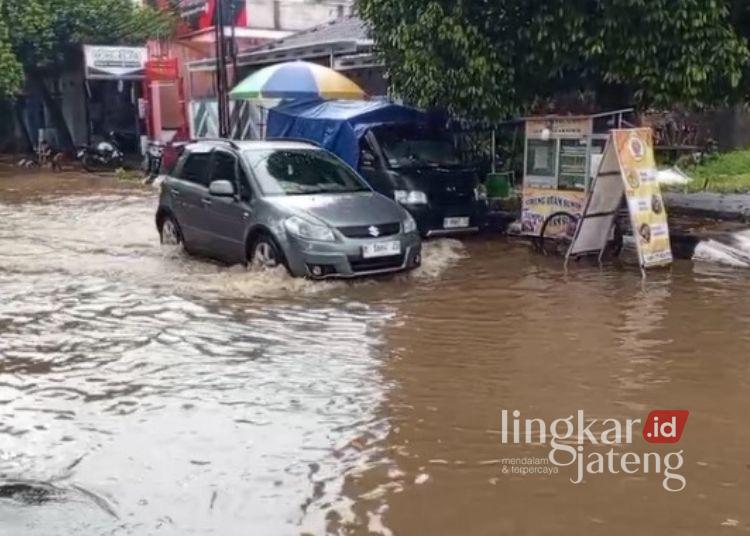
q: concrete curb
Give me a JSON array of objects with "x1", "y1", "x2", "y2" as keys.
[{"x1": 664, "y1": 192, "x2": 750, "y2": 220}]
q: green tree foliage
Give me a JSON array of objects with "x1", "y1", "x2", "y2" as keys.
[
  {"x1": 0, "y1": 0, "x2": 23, "y2": 96},
  {"x1": 1, "y1": 0, "x2": 174, "y2": 71},
  {"x1": 359, "y1": 0, "x2": 750, "y2": 119},
  {"x1": 0, "y1": 0, "x2": 175, "y2": 148}
]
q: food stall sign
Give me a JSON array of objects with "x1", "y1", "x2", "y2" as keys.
[{"x1": 526, "y1": 117, "x2": 592, "y2": 140}]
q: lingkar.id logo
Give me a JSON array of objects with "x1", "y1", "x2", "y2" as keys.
[{"x1": 501, "y1": 409, "x2": 689, "y2": 492}]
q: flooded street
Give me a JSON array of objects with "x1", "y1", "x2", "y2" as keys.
[{"x1": 1, "y1": 171, "x2": 749, "y2": 535}]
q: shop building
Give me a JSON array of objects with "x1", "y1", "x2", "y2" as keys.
[
  {"x1": 144, "y1": 0, "x2": 355, "y2": 143},
  {"x1": 11, "y1": 45, "x2": 148, "y2": 155}
]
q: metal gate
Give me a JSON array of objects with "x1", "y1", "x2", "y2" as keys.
[{"x1": 189, "y1": 99, "x2": 263, "y2": 140}]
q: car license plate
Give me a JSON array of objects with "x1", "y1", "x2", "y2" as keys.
[
  {"x1": 444, "y1": 217, "x2": 470, "y2": 229},
  {"x1": 362, "y1": 240, "x2": 401, "y2": 258}
]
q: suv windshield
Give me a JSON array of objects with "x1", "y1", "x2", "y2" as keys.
[
  {"x1": 244, "y1": 148, "x2": 370, "y2": 196},
  {"x1": 375, "y1": 126, "x2": 461, "y2": 169}
]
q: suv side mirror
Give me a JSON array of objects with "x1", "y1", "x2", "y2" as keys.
[{"x1": 209, "y1": 179, "x2": 235, "y2": 197}]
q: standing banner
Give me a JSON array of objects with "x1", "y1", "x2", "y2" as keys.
[
  {"x1": 567, "y1": 128, "x2": 672, "y2": 269},
  {"x1": 614, "y1": 129, "x2": 672, "y2": 267}
]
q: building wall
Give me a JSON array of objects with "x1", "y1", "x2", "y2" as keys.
[
  {"x1": 59, "y1": 65, "x2": 88, "y2": 146},
  {"x1": 246, "y1": 0, "x2": 353, "y2": 31},
  {"x1": 145, "y1": 0, "x2": 356, "y2": 140}
]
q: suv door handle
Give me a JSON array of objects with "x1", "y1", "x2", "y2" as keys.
[
  {"x1": 201, "y1": 197, "x2": 212, "y2": 206},
  {"x1": 170, "y1": 188, "x2": 180, "y2": 195}
]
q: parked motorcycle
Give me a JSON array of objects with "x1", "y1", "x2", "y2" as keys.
[
  {"x1": 77, "y1": 132, "x2": 124, "y2": 172},
  {"x1": 142, "y1": 140, "x2": 165, "y2": 184},
  {"x1": 142, "y1": 139, "x2": 188, "y2": 184}
]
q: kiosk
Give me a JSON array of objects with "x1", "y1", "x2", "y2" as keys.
[
  {"x1": 520, "y1": 110, "x2": 633, "y2": 236},
  {"x1": 518, "y1": 110, "x2": 673, "y2": 271}
]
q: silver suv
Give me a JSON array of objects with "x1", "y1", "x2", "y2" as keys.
[{"x1": 156, "y1": 139, "x2": 422, "y2": 279}]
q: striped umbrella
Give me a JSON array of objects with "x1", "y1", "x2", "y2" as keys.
[{"x1": 229, "y1": 61, "x2": 366, "y2": 100}]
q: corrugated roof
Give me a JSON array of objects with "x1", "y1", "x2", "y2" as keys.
[
  {"x1": 186, "y1": 14, "x2": 376, "y2": 70},
  {"x1": 244, "y1": 15, "x2": 370, "y2": 53}
]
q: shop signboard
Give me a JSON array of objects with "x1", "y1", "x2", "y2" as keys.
[
  {"x1": 146, "y1": 58, "x2": 179, "y2": 81},
  {"x1": 84, "y1": 45, "x2": 147, "y2": 80}
]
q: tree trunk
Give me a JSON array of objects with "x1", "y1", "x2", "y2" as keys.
[
  {"x1": 13, "y1": 98, "x2": 33, "y2": 154},
  {"x1": 27, "y1": 69, "x2": 75, "y2": 152}
]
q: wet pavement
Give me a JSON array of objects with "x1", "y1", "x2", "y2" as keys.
[{"x1": 1, "y1": 169, "x2": 749, "y2": 535}]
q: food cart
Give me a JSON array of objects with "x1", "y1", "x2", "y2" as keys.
[
  {"x1": 516, "y1": 109, "x2": 673, "y2": 271},
  {"x1": 520, "y1": 109, "x2": 634, "y2": 242}
]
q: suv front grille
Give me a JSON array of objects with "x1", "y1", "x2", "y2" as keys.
[
  {"x1": 338, "y1": 222, "x2": 400, "y2": 238},
  {"x1": 350, "y1": 254, "x2": 404, "y2": 273}
]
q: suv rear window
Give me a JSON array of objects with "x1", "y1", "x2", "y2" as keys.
[{"x1": 180, "y1": 152, "x2": 211, "y2": 186}]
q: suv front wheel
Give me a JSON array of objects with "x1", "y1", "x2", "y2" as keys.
[
  {"x1": 249, "y1": 235, "x2": 286, "y2": 271},
  {"x1": 160, "y1": 214, "x2": 183, "y2": 246}
]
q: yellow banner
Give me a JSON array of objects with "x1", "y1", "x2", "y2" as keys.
[
  {"x1": 613, "y1": 129, "x2": 672, "y2": 267},
  {"x1": 521, "y1": 188, "x2": 586, "y2": 235}
]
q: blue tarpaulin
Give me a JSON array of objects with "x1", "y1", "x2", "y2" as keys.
[{"x1": 266, "y1": 99, "x2": 428, "y2": 168}]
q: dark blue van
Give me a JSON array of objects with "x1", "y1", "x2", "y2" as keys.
[{"x1": 267, "y1": 100, "x2": 487, "y2": 237}]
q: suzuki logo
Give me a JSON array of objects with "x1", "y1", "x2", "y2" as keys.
[{"x1": 368, "y1": 225, "x2": 381, "y2": 237}]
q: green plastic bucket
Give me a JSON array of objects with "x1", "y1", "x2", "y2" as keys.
[{"x1": 486, "y1": 172, "x2": 511, "y2": 198}]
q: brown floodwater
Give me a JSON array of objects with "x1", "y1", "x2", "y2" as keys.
[{"x1": 0, "y1": 170, "x2": 749, "y2": 535}]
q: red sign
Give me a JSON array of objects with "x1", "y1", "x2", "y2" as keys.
[
  {"x1": 642, "y1": 410, "x2": 689, "y2": 444},
  {"x1": 146, "y1": 58, "x2": 179, "y2": 81},
  {"x1": 177, "y1": 0, "x2": 247, "y2": 32}
]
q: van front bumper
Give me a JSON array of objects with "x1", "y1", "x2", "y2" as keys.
[{"x1": 403, "y1": 202, "x2": 488, "y2": 237}]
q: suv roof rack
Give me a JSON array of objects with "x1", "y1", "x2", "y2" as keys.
[
  {"x1": 264, "y1": 137, "x2": 322, "y2": 147},
  {"x1": 191, "y1": 138, "x2": 241, "y2": 150}
]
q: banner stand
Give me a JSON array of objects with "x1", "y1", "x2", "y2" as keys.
[{"x1": 566, "y1": 128, "x2": 673, "y2": 272}]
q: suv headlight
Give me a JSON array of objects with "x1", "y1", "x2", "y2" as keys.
[
  {"x1": 403, "y1": 211, "x2": 418, "y2": 234},
  {"x1": 394, "y1": 190, "x2": 428, "y2": 205},
  {"x1": 284, "y1": 215, "x2": 336, "y2": 242}
]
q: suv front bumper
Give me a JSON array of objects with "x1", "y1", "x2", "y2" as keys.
[{"x1": 283, "y1": 232, "x2": 422, "y2": 279}]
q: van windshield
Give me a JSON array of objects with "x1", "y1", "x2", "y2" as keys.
[
  {"x1": 244, "y1": 148, "x2": 370, "y2": 196},
  {"x1": 375, "y1": 126, "x2": 461, "y2": 169}
]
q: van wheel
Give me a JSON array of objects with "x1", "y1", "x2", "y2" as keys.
[{"x1": 160, "y1": 215, "x2": 183, "y2": 246}]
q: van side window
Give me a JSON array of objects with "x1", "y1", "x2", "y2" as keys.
[
  {"x1": 360, "y1": 141, "x2": 377, "y2": 168},
  {"x1": 180, "y1": 153, "x2": 211, "y2": 186}
]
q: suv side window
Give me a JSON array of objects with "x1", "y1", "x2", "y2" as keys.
[
  {"x1": 211, "y1": 150, "x2": 254, "y2": 200},
  {"x1": 237, "y1": 165, "x2": 252, "y2": 200},
  {"x1": 211, "y1": 151, "x2": 237, "y2": 183},
  {"x1": 180, "y1": 152, "x2": 211, "y2": 187}
]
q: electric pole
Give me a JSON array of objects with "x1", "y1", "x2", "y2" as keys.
[{"x1": 214, "y1": 0, "x2": 229, "y2": 137}]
